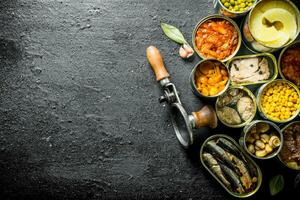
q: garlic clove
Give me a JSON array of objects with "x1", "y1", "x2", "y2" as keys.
[
  {"x1": 179, "y1": 43, "x2": 194, "y2": 59},
  {"x1": 184, "y1": 43, "x2": 194, "y2": 53},
  {"x1": 179, "y1": 46, "x2": 188, "y2": 58}
]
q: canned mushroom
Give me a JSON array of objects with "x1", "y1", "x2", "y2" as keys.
[{"x1": 240, "y1": 120, "x2": 283, "y2": 160}]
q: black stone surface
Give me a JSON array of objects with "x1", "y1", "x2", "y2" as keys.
[{"x1": 0, "y1": 0, "x2": 300, "y2": 199}]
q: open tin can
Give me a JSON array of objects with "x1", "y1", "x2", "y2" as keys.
[
  {"x1": 278, "y1": 40, "x2": 300, "y2": 88},
  {"x1": 213, "y1": 0, "x2": 257, "y2": 18},
  {"x1": 256, "y1": 79, "x2": 300, "y2": 123},
  {"x1": 192, "y1": 15, "x2": 241, "y2": 62},
  {"x1": 241, "y1": 0, "x2": 300, "y2": 53},
  {"x1": 278, "y1": 121, "x2": 300, "y2": 170},
  {"x1": 226, "y1": 53, "x2": 278, "y2": 86},
  {"x1": 190, "y1": 59, "x2": 230, "y2": 100},
  {"x1": 240, "y1": 120, "x2": 283, "y2": 160},
  {"x1": 200, "y1": 134, "x2": 262, "y2": 198},
  {"x1": 215, "y1": 86, "x2": 257, "y2": 128}
]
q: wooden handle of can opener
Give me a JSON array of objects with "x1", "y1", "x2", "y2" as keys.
[
  {"x1": 146, "y1": 46, "x2": 170, "y2": 81},
  {"x1": 192, "y1": 105, "x2": 218, "y2": 129}
]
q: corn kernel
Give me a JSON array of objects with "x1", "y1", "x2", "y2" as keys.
[{"x1": 261, "y1": 82, "x2": 299, "y2": 121}]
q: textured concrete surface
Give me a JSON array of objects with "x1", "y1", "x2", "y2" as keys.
[{"x1": 0, "y1": 0, "x2": 299, "y2": 199}]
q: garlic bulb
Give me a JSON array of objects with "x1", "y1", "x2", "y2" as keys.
[{"x1": 179, "y1": 43, "x2": 194, "y2": 59}]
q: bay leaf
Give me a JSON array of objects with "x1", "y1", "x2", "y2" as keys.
[
  {"x1": 269, "y1": 175, "x2": 284, "y2": 196},
  {"x1": 161, "y1": 22, "x2": 187, "y2": 44}
]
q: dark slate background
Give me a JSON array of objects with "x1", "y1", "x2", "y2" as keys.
[{"x1": 0, "y1": 0, "x2": 300, "y2": 199}]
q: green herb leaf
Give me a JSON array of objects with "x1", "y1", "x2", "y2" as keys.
[
  {"x1": 160, "y1": 22, "x2": 187, "y2": 45},
  {"x1": 269, "y1": 175, "x2": 284, "y2": 196}
]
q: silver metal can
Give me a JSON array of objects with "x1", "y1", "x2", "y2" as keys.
[
  {"x1": 200, "y1": 134, "x2": 262, "y2": 198},
  {"x1": 256, "y1": 79, "x2": 300, "y2": 123},
  {"x1": 226, "y1": 53, "x2": 278, "y2": 87},
  {"x1": 192, "y1": 15, "x2": 241, "y2": 62},
  {"x1": 190, "y1": 59, "x2": 230, "y2": 100},
  {"x1": 241, "y1": 0, "x2": 300, "y2": 53},
  {"x1": 213, "y1": 0, "x2": 257, "y2": 18},
  {"x1": 240, "y1": 120, "x2": 283, "y2": 160},
  {"x1": 278, "y1": 40, "x2": 300, "y2": 87},
  {"x1": 215, "y1": 86, "x2": 257, "y2": 128},
  {"x1": 278, "y1": 121, "x2": 300, "y2": 170}
]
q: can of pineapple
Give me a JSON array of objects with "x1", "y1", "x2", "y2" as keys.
[{"x1": 242, "y1": 0, "x2": 300, "y2": 53}]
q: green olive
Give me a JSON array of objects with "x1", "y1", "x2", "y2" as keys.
[
  {"x1": 234, "y1": 5, "x2": 239, "y2": 11},
  {"x1": 230, "y1": 0, "x2": 235, "y2": 5},
  {"x1": 221, "y1": 0, "x2": 226, "y2": 4},
  {"x1": 240, "y1": 2, "x2": 246, "y2": 7}
]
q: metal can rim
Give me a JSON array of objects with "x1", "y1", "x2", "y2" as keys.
[
  {"x1": 190, "y1": 59, "x2": 231, "y2": 99},
  {"x1": 278, "y1": 40, "x2": 300, "y2": 88},
  {"x1": 216, "y1": 0, "x2": 258, "y2": 15},
  {"x1": 225, "y1": 53, "x2": 278, "y2": 86},
  {"x1": 215, "y1": 86, "x2": 257, "y2": 128},
  {"x1": 242, "y1": 120, "x2": 283, "y2": 160},
  {"x1": 277, "y1": 121, "x2": 300, "y2": 170},
  {"x1": 200, "y1": 134, "x2": 262, "y2": 198},
  {"x1": 247, "y1": 0, "x2": 300, "y2": 49},
  {"x1": 256, "y1": 79, "x2": 300, "y2": 123},
  {"x1": 192, "y1": 14, "x2": 242, "y2": 62}
]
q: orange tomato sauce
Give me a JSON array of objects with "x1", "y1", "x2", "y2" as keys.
[{"x1": 195, "y1": 19, "x2": 238, "y2": 60}]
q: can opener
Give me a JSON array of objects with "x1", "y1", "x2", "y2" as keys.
[{"x1": 146, "y1": 46, "x2": 218, "y2": 148}]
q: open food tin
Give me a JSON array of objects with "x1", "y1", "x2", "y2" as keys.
[
  {"x1": 256, "y1": 79, "x2": 300, "y2": 123},
  {"x1": 190, "y1": 59, "x2": 230, "y2": 100},
  {"x1": 278, "y1": 40, "x2": 300, "y2": 88},
  {"x1": 226, "y1": 53, "x2": 278, "y2": 86},
  {"x1": 216, "y1": 86, "x2": 257, "y2": 128},
  {"x1": 241, "y1": 0, "x2": 300, "y2": 53},
  {"x1": 278, "y1": 121, "x2": 300, "y2": 170},
  {"x1": 213, "y1": 0, "x2": 257, "y2": 18},
  {"x1": 200, "y1": 134, "x2": 262, "y2": 198},
  {"x1": 240, "y1": 120, "x2": 283, "y2": 160},
  {"x1": 192, "y1": 15, "x2": 241, "y2": 62}
]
